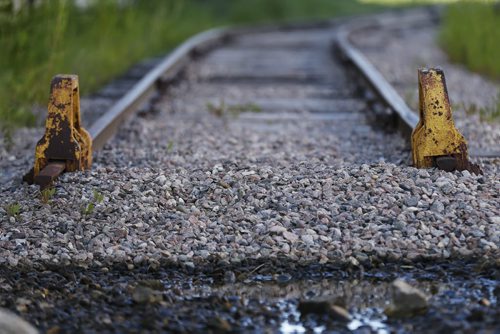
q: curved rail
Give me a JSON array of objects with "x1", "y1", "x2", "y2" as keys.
[
  {"x1": 88, "y1": 28, "x2": 229, "y2": 150},
  {"x1": 87, "y1": 19, "x2": 343, "y2": 150},
  {"x1": 337, "y1": 23, "x2": 418, "y2": 133},
  {"x1": 336, "y1": 15, "x2": 500, "y2": 159}
]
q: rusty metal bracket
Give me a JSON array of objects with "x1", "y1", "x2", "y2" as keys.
[
  {"x1": 24, "y1": 75, "x2": 92, "y2": 189},
  {"x1": 411, "y1": 68, "x2": 481, "y2": 174}
]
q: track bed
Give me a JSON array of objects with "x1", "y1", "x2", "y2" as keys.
[{"x1": 0, "y1": 10, "x2": 499, "y2": 334}]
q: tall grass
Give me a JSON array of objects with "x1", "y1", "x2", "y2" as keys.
[
  {"x1": 0, "y1": 0, "x2": 389, "y2": 129},
  {"x1": 0, "y1": 0, "x2": 214, "y2": 128},
  {"x1": 440, "y1": 2, "x2": 500, "y2": 79}
]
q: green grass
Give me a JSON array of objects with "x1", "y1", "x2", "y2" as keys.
[
  {"x1": 440, "y1": 2, "x2": 500, "y2": 79},
  {"x1": 82, "y1": 189, "x2": 105, "y2": 216},
  {"x1": 40, "y1": 187, "x2": 56, "y2": 204},
  {"x1": 0, "y1": 0, "x2": 213, "y2": 128},
  {"x1": 461, "y1": 94, "x2": 500, "y2": 122},
  {"x1": 0, "y1": 0, "x2": 408, "y2": 129},
  {"x1": 207, "y1": 100, "x2": 262, "y2": 118},
  {"x1": 5, "y1": 202, "x2": 21, "y2": 218}
]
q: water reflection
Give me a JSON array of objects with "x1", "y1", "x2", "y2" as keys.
[{"x1": 198, "y1": 271, "x2": 498, "y2": 333}]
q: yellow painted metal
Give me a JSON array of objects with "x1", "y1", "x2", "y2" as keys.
[
  {"x1": 31, "y1": 74, "x2": 92, "y2": 178},
  {"x1": 411, "y1": 68, "x2": 477, "y2": 172}
]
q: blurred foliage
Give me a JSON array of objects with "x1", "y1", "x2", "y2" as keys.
[
  {"x1": 440, "y1": 1, "x2": 500, "y2": 79},
  {"x1": 0, "y1": 0, "x2": 398, "y2": 128},
  {"x1": 0, "y1": 0, "x2": 211, "y2": 128},
  {"x1": 362, "y1": 0, "x2": 465, "y2": 3}
]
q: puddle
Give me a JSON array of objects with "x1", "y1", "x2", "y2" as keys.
[
  {"x1": 205, "y1": 274, "x2": 497, "y2": 333},
  {"x1": 0, "y1": 262, "x2": 498, "y2": 333}
]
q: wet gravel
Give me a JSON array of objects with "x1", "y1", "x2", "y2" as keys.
[{"x1": 0, "y1": 262, "x2": 498, "y2": 333}]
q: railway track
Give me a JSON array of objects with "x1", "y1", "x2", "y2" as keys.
[
  {"x1": 0, "y1": 7, "x2": 499, "y2": 334},
  {"x1": 20, "y1": 7, "x2": 498, "y2": 189}
]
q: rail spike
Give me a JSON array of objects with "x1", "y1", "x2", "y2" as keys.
[
  {"x1": 24, "y1": 74, "x2": 92, "y2": 189},
  {"x1": 411, "y1": 68, "x2": 482, "y2": 175}
]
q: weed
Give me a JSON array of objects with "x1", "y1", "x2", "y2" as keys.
[
  {"x1": 1, "y1": 124, "x2": 14, "y2": 151},
  {"x1": 463, "y1": 104, "x2": 479, "y2": 116},
  {"x1": 93, "y1": 189, "x2": 104, "y2": 204},
  {"x1": 228, "y1": 103, "x2": 262, "y2": 115},
  {"x1": 460, "y1": 93, "x2": 500, "y2": 123},
  {"x1": 207, "y1": 100, "x2": 226, "y2": 118},
  {"x1": 40, "y1": 187, "x2": 56, "y2": 204},
  {"x1": 479, "y1": 101, "x2": 500, "y2": 123},
  {"x1": 207, "y1": 100, "x2": 262, "y2": 118},
  {"x1": 452, "y1": 103, "x2": 464, "y2": 113},
  {"x1": 167, "y1": 140, "x2": 174, "y2": 153},
  {"x1": 83, "y1": 202, "x2": 95, "y2": 216},
  {"x1": 5, "y1": 203, "x2": 21, "y2": 218},
  {"x1": 82, "y1": 189, "x2": 105, "y2": 216}
]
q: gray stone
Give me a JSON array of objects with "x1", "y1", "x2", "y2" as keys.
[
  {"x1": 430, "y1": 201, "x2": 444, "y2": 213},
  {"x1": 0, "y1": 11, "x2": 498, "y2": 272},
  {"x1": 298, "y1": 300, "x2": 350, "y2": 322},
  {"x1": 224, "y1": 271, "x2": 236, "y2": 284},
  {"x1": 283, "y1": 231, "x2": 299, "y2": 243},
  {"x1": 0, "y1": 308, "x2": 38, "y2": 334},
  {"x1": 330, "y1": 305, "x2": 351, "y2": 322},
  {"x1": 405, "y1": 196, "x2": 419, "y2": 207}
]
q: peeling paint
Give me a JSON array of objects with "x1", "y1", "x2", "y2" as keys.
[
  {"x1": 25, "y1": 75, "x2": 92, "y2": 187},
  {"x1": 411, "y1": 69, "x2": 481, "y2": 174}
]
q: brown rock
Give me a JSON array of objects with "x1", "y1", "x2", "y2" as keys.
[{"x1": 385, "y1": 279, "x2": 428, "y2": 317}]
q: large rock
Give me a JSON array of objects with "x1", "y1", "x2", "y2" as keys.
[
  {"x1": 0, "y1": 308, "x2": 38, "y2": 334},
  {"x1": 385, "y1": 279, "x2": 429, "y2": 317}
]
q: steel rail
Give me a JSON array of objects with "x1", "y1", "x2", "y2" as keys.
[
  {"x1": 336, "y1": 17, "x2": 500, "y2": 159},
  {"x1": 59, "y1": 9, "x2": 500, "y2": 158},
  {"x1": 88, "y1": 27, "x2": 230, "y2": 150},
  {"x1": 86, "y1": 19, "x2": 351, "y2": 151},
  {"x1": 26, "y1": 19, "x2": 355, "y2": 188},
  {"x1": 337, "y1": 23, "x2": 418, "y2": 133}
]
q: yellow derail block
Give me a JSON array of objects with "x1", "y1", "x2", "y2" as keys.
[
  {"x1": 24, "y1": 75, "x2": 92, "y2": 188},
  {"x1": 411, "y1": 68, "x2": 481, "y2": 174}
]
